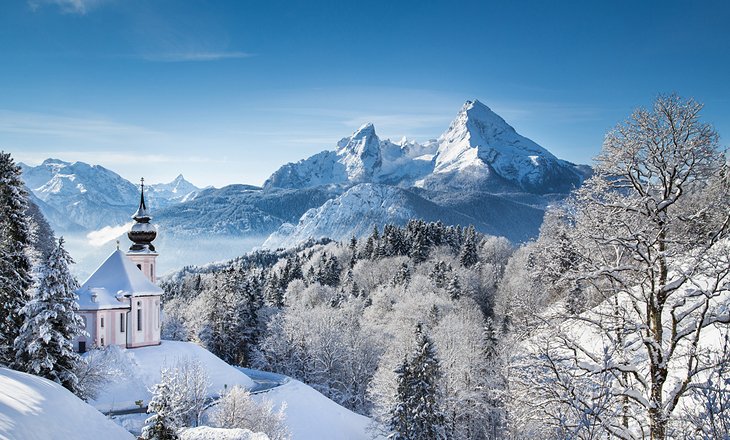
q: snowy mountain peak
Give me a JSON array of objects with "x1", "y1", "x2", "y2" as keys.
[
  {"x1": 353, "y1": 122, "x2": 376, "y2": 137},
  {"x1": 148, "y1": 174, "x2": 201, "y2": 202},
  {"x1": 430, "y1": 99, "x2": 582, "y2": 193},
  {"x1": 336, "y1": 123, "x2": 382, "y2": 182},
  {"x1": 41, "y1": 158, "x2": 70, "y2": 166},
  {"x1": 337, "y1": 123, "x2": 380, "y2": 152},
  {"x1": 264, "y1": 99, "x2": 586, "y2": 194},
  {"x1": 459, "y1": 99, "x2": 518, "y2": 136}
]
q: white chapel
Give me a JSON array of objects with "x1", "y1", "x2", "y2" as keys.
[{"x1": 74, "y1": 179, "x2": 162, "y2": 352}]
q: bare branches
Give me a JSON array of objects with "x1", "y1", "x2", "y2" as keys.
[{"x1": 512, "y1": 95, "x2": 730, "y2": 439}]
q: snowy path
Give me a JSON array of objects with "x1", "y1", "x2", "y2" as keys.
[
  {"x1": 237, "y1": 367, "x2": 290, "y2": 394},
  {"x1": 104, "y1": 367, "x2": 288, "y2": 416}
]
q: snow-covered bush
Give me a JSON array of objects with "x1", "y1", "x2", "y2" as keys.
[
  {"x1": 212, "y1": 385, "x2": 290, "y2": 440},
  {"x1": 74, "y1": 345, "x2": 129, "y2": 401}
]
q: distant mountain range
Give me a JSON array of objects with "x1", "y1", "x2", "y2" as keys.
[
  {"x1": 20, "y1": 99, "x2": 591, "y2": 264},
  {"x1": 19, "y1": 159, "x2": 204, "y2": 231}
]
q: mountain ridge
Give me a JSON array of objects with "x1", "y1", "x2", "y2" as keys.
[{"x1": 19, "y1": 99, "x2": 590, "y2": 273}]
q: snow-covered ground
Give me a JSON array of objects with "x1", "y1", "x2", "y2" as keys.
[
  {"x1": 91, "y1": 340, "x2": 254, "y2": 412},
  {"x1": 0, "y1": 367, "x2": 134, "y2": 440},
  {"x1": 179, "y1": 426, "x2": 269, "y2": 440},
  {"x1": 93, "y1": 341, "x2": 380, "y2": 439},
  {"x1": 0, "y1": 340, "x2": 380, "y2": 439},
  {"x1": 255, "y1": 379, "x2": 382, "y2": 440}
]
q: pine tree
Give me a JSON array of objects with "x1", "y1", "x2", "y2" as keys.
[
  {"x1": 0, "y1": 151, "x2": 33, "y2": 365},
  {"x1": 407, "y1": 324, "x2": 448, "y2": 440},
  {"x1": 459, "y1": 225, "x2": 479, "y2": 268},
  {"x1": 392, "y1": 262, "x2": 411, "y2": 287},
  {"x1": 389, "y1": 357, "x2": 412, "y2": 439},
  {"x1": 363, "y1": 236, "x2": 375, "y2": 260},
  {"x1": 325, "y1": 254, "x2": 341, "y2": 286},
  {"x1": 349, "y1": 236, "x2": 358, "y2": 268},
  {"x1": 264, "y1": 273, "x2": 284, "y2": 307},
  {"x1": 410, "y1": 229, "x2": 428, "y2": 264},
  {"x1": 388, "y1": 324, "x2": 448, "y2": 440},
  {"x1": 14, "y1": 237, "x2": 85, "y2": 393},
  {"x1": 142, "y1": 367, "x2": 180, "y2": 440},
  {"x1": 446, "y1": 276, "x2": 461, "y2": 300}
]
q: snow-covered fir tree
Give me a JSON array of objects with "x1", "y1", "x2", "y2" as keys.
[
  {"x1": 13, "y1": 237, "x2": 85, "y2": 393},
  {"x1": 459, "y1": 225, "x2": 479, "y2": 268},
  {"x1": 389, "y1": 323, "x2": 448, "y2": 440},
  {"x1": 0, "y1": 151, "x2": 33, "y2": 365},
  {"x1": 142, "y1": 367, "x2": 180, "y2": 440},
  {"x1": 389, "y1": 357, "x2": 412, "y2": 440}
]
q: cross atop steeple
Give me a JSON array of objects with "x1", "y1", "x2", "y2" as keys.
[
  {"x1": 133, "y1": 177, "x2": 149, "y2": 219},
  {"x1": 128, "y1": 177, "x2": 156, "y2": 251}
]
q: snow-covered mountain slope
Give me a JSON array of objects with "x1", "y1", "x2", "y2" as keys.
[
  {"x1": 0, "y1": 367, "x2": 134, "y2": 440},
  {"x1": 19, "y1": 159, "x2": 203, "y2": 231},
  {"x1": 156, "y1": 185, "x2": 339, "y2": 237},
  {"x1": 20, "y1": 158, "x2": 141, "y2": 230},
  {"x1": 26, "y1": 188, "x2": 87, "y2": 232},
  {"x1": 424, "y1": 99, "x2": 587, "y2": 194},
  {"x1": 263, "y1": 183, "x2": 545, "y2": 249},
  {"x1": 147, "y1": 174, "x2": 202, "y2": 204},
  {"x1": 264, "y1": 124, "x2": 437, "y2": 190}
]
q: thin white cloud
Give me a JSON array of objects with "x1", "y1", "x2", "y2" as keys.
[
  {"x1": 0, "y1": 109, "x2": 163, "y2": 143},
  {"x1": 15, "y1": 151, "x2": 225, "y2": 167},
  {"x1": 86, "y1": 222, "x2": 133, "y2": 247},
  {"x1": 28, "y1": 0, "x2": 109, "y2": 14},
  {"x1": 141, "y1": 51, "x2": 254, "y2": 62}
]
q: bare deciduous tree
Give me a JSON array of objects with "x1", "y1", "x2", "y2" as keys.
[{"x1": 512, "y1": 94, "x2": 730, "y2": 439}]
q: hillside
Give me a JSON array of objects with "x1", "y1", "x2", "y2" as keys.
[
  {"x1": 0, "y1": 367, "x2": 134, "y2": 440},
  {"x1": 90, "y1": 340, "x2": 255, "y2": 412}
]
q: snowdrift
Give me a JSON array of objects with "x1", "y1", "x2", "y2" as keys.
[
  {"x1": 256, "y1": 379, "x2": 381, "y2": 440},
  {"x1": 179, "y1": 426, "x2": 269, "y2": 440},
  {"x1": 0, "y1": 367, "x2": 134, "y2": 440}
]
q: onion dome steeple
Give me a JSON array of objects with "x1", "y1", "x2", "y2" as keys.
[{"x1": 128, "y1": 178, "x2": 157, "y2": 252}]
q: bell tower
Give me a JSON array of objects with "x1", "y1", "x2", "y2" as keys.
[{"x1": 127, "y1": 178, "x2": 159, "y2": 284}]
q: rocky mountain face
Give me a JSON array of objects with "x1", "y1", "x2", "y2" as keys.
[
  {"x1": 264, "y1": 100, "x2": 587, "y2": 195},
  {"x1": 263, "y1": 123, "x2": 438, "y2": 190},
  {"x1": 426, "y1": 99, "x2": 586, "y2": 193},
  {"x1": 262, "y1": 99, "x2": 589, "y2": 248},
  {"x1": 154, "y1": 184, "x2": 339, "y2": 237}
]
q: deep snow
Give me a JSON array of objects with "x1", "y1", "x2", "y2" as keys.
[{"x1": 0, "y1": 367, "x2": 134, "y2": 440}]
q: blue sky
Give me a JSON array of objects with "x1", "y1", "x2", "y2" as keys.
[{"x1": 1, "y1": 0, "x2": 728, "y2": 187}]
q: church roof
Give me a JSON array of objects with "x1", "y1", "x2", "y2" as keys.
[{"x1": 76, "y1": 250, "x2": 163, "y2": 310}]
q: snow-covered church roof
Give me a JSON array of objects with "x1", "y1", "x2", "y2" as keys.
[{"x1": 76, "y1": 250, "x2": 163, "y2": 310}]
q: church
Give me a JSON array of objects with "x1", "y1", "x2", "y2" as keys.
[{"x1": 74, "y1": 180, "x2": 162, "y2": 353}]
